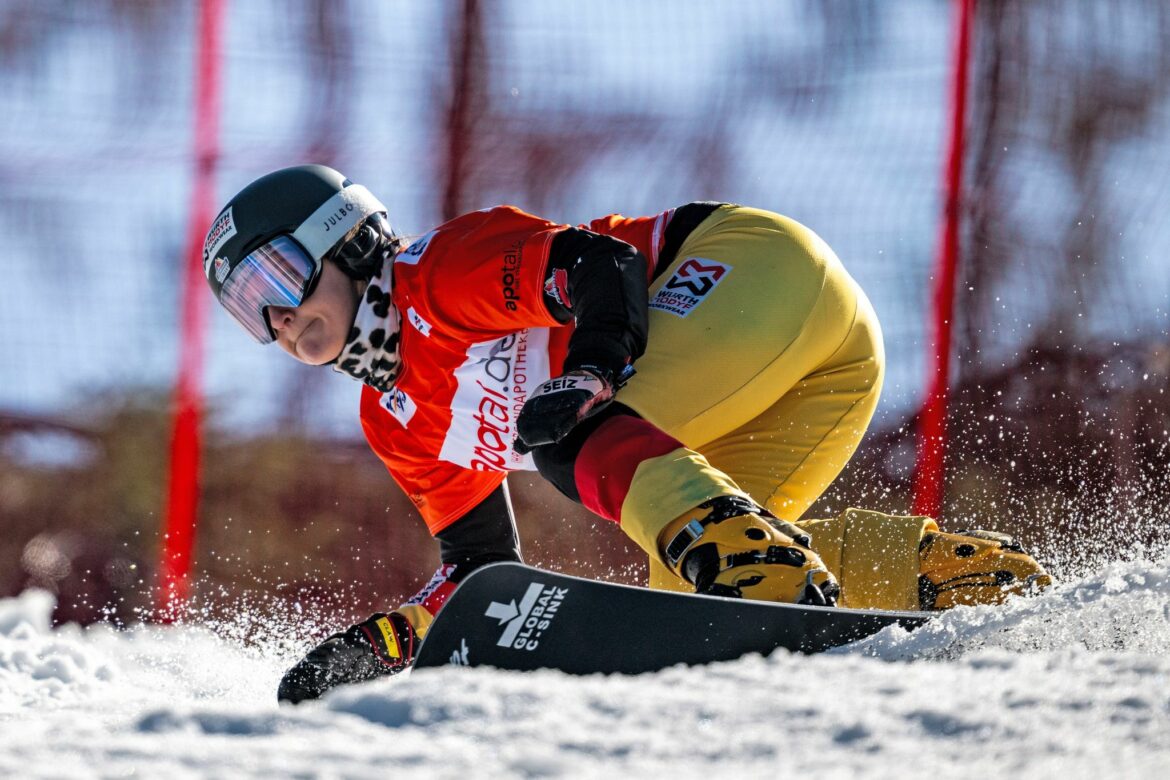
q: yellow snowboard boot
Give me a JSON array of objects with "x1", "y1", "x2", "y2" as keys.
[{"x1": 658, "y1": 495, "x2": 839, "y2": 605}]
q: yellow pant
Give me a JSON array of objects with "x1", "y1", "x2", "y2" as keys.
[{"x1": 617, "y1": 205, "x2": 885, "y2": 590}]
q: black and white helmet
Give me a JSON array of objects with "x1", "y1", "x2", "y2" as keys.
[{"x1": 203, "y1": 164, "x2": 396, "y2": 343}]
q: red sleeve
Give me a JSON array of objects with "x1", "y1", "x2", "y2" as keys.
[
  {"x1": 421, "y1": 206, "x2": 566, "y2": 342},
  {"x1": 584, "y1": 209, "x2": 673, "y2": 275}
]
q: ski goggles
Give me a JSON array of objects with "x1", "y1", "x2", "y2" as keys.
[
  {"x1": 218, "y1": 235, "x2": 320, "y2": 343},
  {"x1": 215, "y1": 183, "x2": 388, "y2": 343}
]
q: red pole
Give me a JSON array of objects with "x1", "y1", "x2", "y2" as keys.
[
  {"x1": 441, "y1": 0, "x2": 483, "y2": 221},
  {"x1": 912, "y1": 0, "x2": 974, "y2": 519},
  {"x1": 158, "y1": 0, "x2": 226, "y2": 619}
]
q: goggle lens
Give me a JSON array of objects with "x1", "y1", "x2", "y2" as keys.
[{"x1": 218, "y1": 235, "x2": 319, "y2": 343}]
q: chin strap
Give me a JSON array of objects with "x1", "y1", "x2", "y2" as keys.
[{"x1": 332, "y1": 252, "x2": 402, "y2": 392}]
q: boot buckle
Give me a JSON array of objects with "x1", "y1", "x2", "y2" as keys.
[{"x1": 665, "y1": 519, "x2": 705, "y2": 567}]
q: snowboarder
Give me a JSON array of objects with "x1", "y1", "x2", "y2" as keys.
[{"x1": 203, "y1": 165, "x2": 1050, "y2": 702}]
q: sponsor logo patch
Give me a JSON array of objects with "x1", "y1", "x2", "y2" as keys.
[
  {"x1": 649, "y1": 257, "x2": 731, "y2": 317},
  {"x1": 290, "y1": 184, "x2": 385, "y2": 261},
  {"x1": 396, "y1": 230, "x2": 437, "y2": 266},
  {"x1": 543, "y1": 267, "x2": 571, "y2": 309},
  {"x1": 203, "y1": 208, "x2": 236, "y2": 278},
  {"x1": 439, "y1": 329, "x2": 551, "y2": 472},
  {"x1": 407, "y1": 306, "x2": 432, "y2": 337},
  {"x1": 500, "y1": 240, "x2": 524, "y2": 311},
  {"x1": 213, "y1": 255, "x2": 231, "y2": 283},
  {"x1": 485, "y1": 581, "x2": 569, "y2": 652},
  {"x1": 380, "y1": 387, "x2": 417, "y2": 427},
  {"x1": 320, "y1": 201, "x2": 356, "y2": 235}
]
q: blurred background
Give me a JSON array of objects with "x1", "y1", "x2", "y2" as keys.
[{"x1": 1, "y1": 0, "x2": 1168, "y2": 628}]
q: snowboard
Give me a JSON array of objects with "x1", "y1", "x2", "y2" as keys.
[{"x1": 413, "y1": 562, "x2": 931, "y2": 674}]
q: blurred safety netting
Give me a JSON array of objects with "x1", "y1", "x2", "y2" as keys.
[{"x1": 2, "y1": 0, "x2": 1168, "y2": 623}]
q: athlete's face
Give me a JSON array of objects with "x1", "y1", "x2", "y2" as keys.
[{"x1": 267, "y1": 259, "x2": 363, "y2": 365}]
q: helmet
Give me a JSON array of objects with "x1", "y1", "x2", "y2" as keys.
[{"x1": 203, "y1": 164, "x2": 396, "y2": 343}]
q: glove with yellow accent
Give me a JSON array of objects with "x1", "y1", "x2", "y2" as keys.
[
  {"x1": 277, "y1": 611, "x2": 417, "y2": 704},
  {"x1": 919, "y1": 529, "x2": 1053, "y2": 610}
]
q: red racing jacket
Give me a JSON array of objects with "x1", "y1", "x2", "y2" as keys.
[{"x1": 359, "y1": 203, "x2": 692, "y2": 534}]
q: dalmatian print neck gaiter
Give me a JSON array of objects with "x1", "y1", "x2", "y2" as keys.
[{"x1": 331, "y1": 258, "x2": 401, "y2": 392}]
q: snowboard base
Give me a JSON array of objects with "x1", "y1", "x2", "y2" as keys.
[{"x1": 414, "y1": 563, "x2": 931, "y2": 674}]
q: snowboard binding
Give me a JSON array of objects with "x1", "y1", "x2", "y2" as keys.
[{"x1": 660, "y1": 495, "x2": 840, "y2": 606}]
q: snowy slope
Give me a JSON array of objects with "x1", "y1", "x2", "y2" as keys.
[{"x1": 3, "y1": 557, "x2": 1170, "y2": 779}]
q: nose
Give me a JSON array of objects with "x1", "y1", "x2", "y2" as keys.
[{"x1": 267, "y1": 305, "x2": 295, "y2": 333}]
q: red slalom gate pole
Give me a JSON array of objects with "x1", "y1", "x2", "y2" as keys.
[
  {"x1": 158, "y1": 0, "x2": 226, "y2": 620},
  {"x1": 912, "y1": 0, "x2": 974, "y2": 519}
]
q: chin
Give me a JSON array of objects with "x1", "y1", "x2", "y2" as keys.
[{"x1": 299, "y1": 346, "x2": 339, "y2": 366}]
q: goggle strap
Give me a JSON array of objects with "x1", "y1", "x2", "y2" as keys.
[{"x1": 291, "y1": 184, "x2": 388, "y2": 262}]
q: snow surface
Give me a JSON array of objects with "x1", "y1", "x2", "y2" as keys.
[{"x1": 4, "y1": 557, "x2": 1170, "y2": 779}]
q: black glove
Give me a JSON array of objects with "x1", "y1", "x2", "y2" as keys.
[
  {"x1": 514, "y1": 368, "x2": 617, "y2": 454},
  {"x1": 277, "y1": 612, "x2": 416, "y2": 704}
]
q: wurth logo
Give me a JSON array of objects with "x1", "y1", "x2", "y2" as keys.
[
  {"x1": 650, "y1": 257, "x2": 731, "y2": 317},
  {"x1": 666, "y1": 258, "x2": 729, "y2": 296},
  {"x1": 485, "y1": 582, "x2": 569, "y2": 651},
  {"x1": 203, "y1": 207, "x2": 236, "y2": 275}
]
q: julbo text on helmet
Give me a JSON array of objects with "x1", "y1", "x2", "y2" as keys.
[{"x1": 203, "y1": 164, "x2": 396, "y2": 343}]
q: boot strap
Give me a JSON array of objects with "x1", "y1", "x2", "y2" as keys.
[
  {"x1": 665, "y1": 519, "x2": 706, "y2": 567},
  {"x1": 663, "y1": 496, "x2": 772, "y2": 568},
  {"x1": 664, "y1": 498, "x2": 762, "y2": 563},
  {"x1": 723, "y1": 546, "x2": 807, "y2": 570}
]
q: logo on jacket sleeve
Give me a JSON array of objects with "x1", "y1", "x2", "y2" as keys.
[
  {"x1": 543, "y1": 267, "x2": 572, "y2": 309},
  {"x1": 501, "y1": 239, "x2": 524, "y2": 311},
  {"x1": 396, "y1": 230, "x2": 437, "y2": 266},
  {"x1": 649, "y1": 257, "x2": 731, "y2": 317}
]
